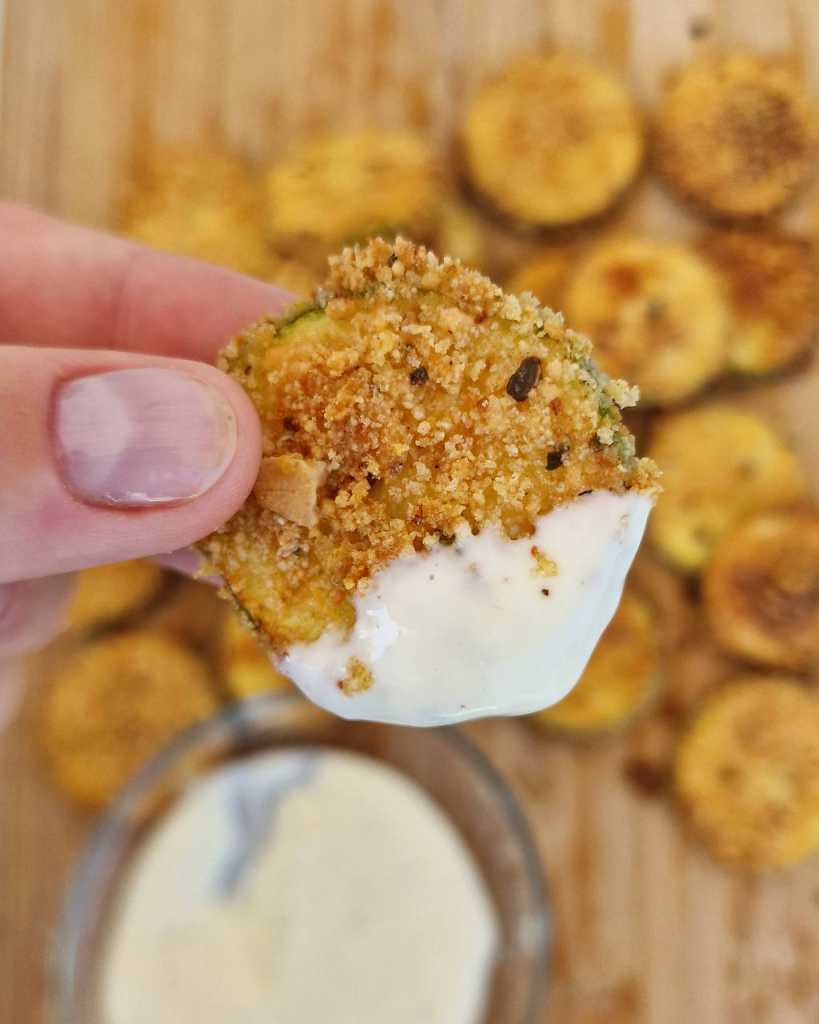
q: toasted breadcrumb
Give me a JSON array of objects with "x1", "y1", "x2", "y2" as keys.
[{"x1": 200, "y1": 238, "x2": 658, "y2": 652}]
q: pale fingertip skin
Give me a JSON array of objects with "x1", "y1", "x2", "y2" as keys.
[
  {"x1": 674, "y1": 678, "x2": 819, "y2": 870},
  {"x1": 463, "y1": 53, "x2": 644, "y2": 229},
  {"x1": 565, "y1": 236, "x2": 730, "y2": 405},
  {"x1": 655, "y1": 52, "x2": 819, "y2": 221},
  {"x1": 698, "y1": 230, "x2": 818, "y2": 376},
  {"x1": 647, "y1": 405, "x2": 807, "y2": 573},
  {"x1": 703, "y1": 510, "x2": 819, "y2": 671}
]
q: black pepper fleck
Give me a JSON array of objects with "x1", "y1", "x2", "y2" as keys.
[
  {"x1": 506, "y1": 356, "x2": 541, "y2": 402},
  {"x1": 283, "y1": 416, "x2": 299, "y2": 431},
  {"x1": 541, "y1": 588, "x2": 550, "y2": 596},
  {"x1": 366, "y1": 472, "x2": 378, "y2": 486},
  {"x1": 409, "y1": 366, "x2": 429, "y2": 385},
  {"x1": 546, "y1": 449, "x2": 564, "y2": 471}
]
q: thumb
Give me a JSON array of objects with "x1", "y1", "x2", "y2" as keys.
[{"x1": 0, "y1": 345, "x2": 261, "y2": 583}]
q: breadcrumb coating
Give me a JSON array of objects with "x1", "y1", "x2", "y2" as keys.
[
  {"x1": 41, "y1": 632, "x2": 217, "y2": 808},
  {"x1": 200, "y1": 238, "x2": 658, "y2": 652},
  {"x1": 656, "y1": 52, "x2": 819, "y2": 220},
  {"x1": 119, "y1": 145, "x2": 269, "y2": 277}
]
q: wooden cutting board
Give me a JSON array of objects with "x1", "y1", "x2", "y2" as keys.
[{"x1": 1, "y1": 2, "x2": 819, "y2": 1022}]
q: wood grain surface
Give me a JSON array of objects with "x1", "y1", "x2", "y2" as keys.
[{"x1": 2, "y1": 2, "x2": 819, "y2": 1022}]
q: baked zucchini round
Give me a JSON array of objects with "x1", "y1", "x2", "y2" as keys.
[
  {"x1": 647, "y1": 405, "x2": 807, "y2": 573},
  {"x1": 699, "y1": 230, "x2": 817, "y2": 376},
  {"x1": 40, "y1": 631, "x2": 217, "y2": 808},
  {"x1": 565, "y1": 236, "x2": 729, "y2": 405},
  {"x1": 463, "y1": 53, "x2": 644, "y2": 228},
  {"x1": 704, "y1": 510, "x2": 819, "y2": 671},
  {"x1": 655, "y1": 52, "x2": 819, "y2": 220},
  {"x1": 674, "y1": 677, "x2": 819, "y2": 870}
]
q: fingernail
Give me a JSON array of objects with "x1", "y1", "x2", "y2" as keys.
[{"x1": 54, "y1": 368, "x2": 237, "y2": 507}]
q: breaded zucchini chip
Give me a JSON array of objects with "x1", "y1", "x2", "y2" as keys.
[
  {"x1": 463, "y1": 53, "x2": 644, "y2": 228},
  {"x1": 530, "y1": 587, "x2": 661, "y2": 735},
  {"x1": 656, "y1": 52, "x2": 819, "y2": 220},
  {"x1": 40, "y1": 632, "x2": 217, "y2": 808},
  {"x1": 565, "y1": 236, "x2": 729, "y2": 405},
  {"x1": 221, "y1": 610, "x2": 291, "y2": 700},
  {"x1": 200, "y1": 238, "x2": 658, "y2": 723},
  {"x1": 119, "y1": 145, "x2": 268, "y2": 277},
  {"x1": 648, "y1": 406, "x2": 806, "y2": 573},
  {"x1": 675, "y1": 678, "x2": 819, "y2": 870},
  {"x1": 266, "y1": 131, "x2": 441, "y2": 264},
  {"x1": 69, "y1": 561, "x2": 165, "y2": 632},
  {"x1": 699, "y1": 230, "x2": 817, "y2": 376},
  {"x1": 704, "y1": 510, "x2": 819, "y2": 671},
  {"x1": 507, "y1": 246, "x2": 578, "y2": 313}
]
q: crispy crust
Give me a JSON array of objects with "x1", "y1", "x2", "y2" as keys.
[
  {"x1": 698, "y1": 230, "x2": 818, "y2": 375},
  {"x1": 565, "y1": 236, "x2": 729, "y2": 405},
  {"x1": 200, "y1": 237, "x2": 659, "y2": 652},
  {"x1": 648, "y1": 405, "x2": 807, "y2": 573},
  {"x1": 530, "y1": 588, "x2": 662, "y2": 734},
  {"x1": 674, "y1": 678, "x2": 819, "y2": 870},
  {"x1": 119, "y1": 145, "x2": 269, "y2": 277},
  {"x1": 40, "y1": 632, "x2": 217, "y2": 808},
  {"x1": 704, "y1": 510, "x2": 819, "y2": 671},
  {"x1": 655, "y1": 52, "x2": 819, "y2": 220},
  {"x1": 462, "y1": 53, "x2": 644, "y2": 228},
  {"x1": 221, "y1": 611, "x2": 291, "y2": 700}
]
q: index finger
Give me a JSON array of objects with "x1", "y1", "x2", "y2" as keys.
[{"x1": 0, "y1": 204, "x2": 295, "y2": 361}]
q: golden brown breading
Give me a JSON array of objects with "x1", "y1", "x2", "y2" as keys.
[
  {"x1": 119, "y1": 144, "x2": 269, "y2": 277},
  {"x1": 200, "y1": 237, "x2": 658, "y2": 653},
  {"x1": 463, "y1": 53, "x2": 644, "y2": 228},
  {"x1": 565, "y1": 236, "x2": 729, "y2": 405},
  {"x1": 704, "y1": 510, "x2": 819, "y2": 671},
  {"x1": 698, "y1": 230, "x2": 818, "y2": 375},
  {"x1": 655, "y1": 52, "x2": 819, "y2": 220},
  {"x1": 648, "y1": 405, "x2": 807, "y2": 573},
  {"x1": 675, "y1": 678, "x2": 819, "y2": 870},
  {"x1": 40, "y1": 631, "x2": 218, "y2": 808}
]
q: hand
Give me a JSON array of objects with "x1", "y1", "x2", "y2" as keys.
[{"x1": 0, "y1": 204, "x2": 293, "y2": 662}]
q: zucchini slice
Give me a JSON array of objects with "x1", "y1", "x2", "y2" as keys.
[
  {"x1": 40, "y1": 632, "x2": 217, "y2": 808},
  {"x1": 674, "y1": 678, "x2": 819, "y2": 870},
  {"x1": 565, "y1": 237, "x2": 729, "y2": 405},
  {"x1": 199, "y1": 237, "x2": 658, "y2": 655},
  {"x1": 529, "y1": 587, "x2": 662, "y2": 735},
  {"x1": 648, "y1": 405, "x2": 807, "y2": 573},
  {"x1": 462, "y1": 53, "x2": 644, "y2": 228},
  {"x1": 119, "y1": 145, "x2": 269, "y2": 277},
  {"x1": 699, "y1": 230, "x2": 818, "y2": 376},
  {"x1": 704, "y1": 510, "x2": 819, "y2": 671},
  {"x1": 221, "y1": 610, "x2": 291, "y2": 701},
  {"x1": 656, "y1": 52, "x2": 819, "y2": 220},
  {"x1": 434, "y1": 199, "x2": 485, "y2": 268},
  {"x1": 266, "y1": 131, "x2": 441, "y2": 265},
  {"x1": 507, "y1": 245, "x2": 578, "y2": 313},
  {"x1": 69, "y1": 560, "x2": 165, "y2": 632}
]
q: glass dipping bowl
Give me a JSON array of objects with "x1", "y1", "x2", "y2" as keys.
[{"x1": 52, "y1": 694, "x2": 551, "y2": 1024}]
